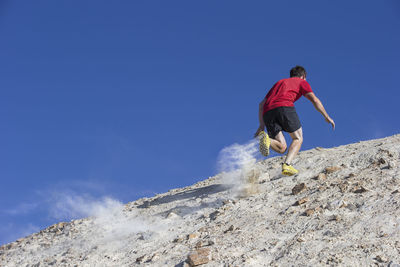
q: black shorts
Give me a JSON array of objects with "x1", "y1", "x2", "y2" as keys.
[{"x1": 263, "y1": 106, "x2": 301, "y2": 138}]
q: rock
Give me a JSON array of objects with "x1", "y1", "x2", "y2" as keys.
[
  {"x1": 353, "y1": 186, "x2": 367, "y2": 193},
  {"x1": 345, "y1": 203, "x2": 357, "y2": 211},
  {"x1": 197, "y1": 214, "x2": 207, "y2": 220},
  {"x1": 323, "y1": 230, "x2": 336, "y2": 237},
  {"x1": 338, "y1": 182, "x2": 349, "y2": 193},
  {"x1": 57, "y1": 222, "x2": 67, "y2": 229},
  {"x1": 221, "y1": 204, "x2": 232, "y2": 211},
  {"x1": 197, "y1": 227, "x2": 207, "y2": 232},
  {"x1": 138, "y1": 232, "x2": 152, "y2": 240},
  {"x1": 188, "y1": 233, "x2": 199, "y2": 240},
  {"x1": 222, "y1": 200, "x2": 232, "y2": 205},
  {"x1": 40, "y1": 242, "x2": 50, "y2": 248},
  {"x1": 379, "y1": 233, "x2": 388, "y2": 238},
  {"x1": 325, "y1": 166, "x2": 341, "y2": 174},
  {"x1": 173, "y1": 236, "x2": 184, "y2": 243},
  {"x1": 317, "y1": 173, "x2": 327, "y2": 181},
  {"x1": 167, "y1": 212, "x2": 180, "y2": 219},
  {"x1": 294, "y1": 197, "x2": 308, "y2": 206},
  {"x1": 48, "y1": 222, "x2": 68, "y2": 234},
  {"x1": 292, "y1": 183, "x2": 307, "y2": 195},
  {"x1": 195, "y1": 240, "x2": 214, "y2": 248},
  {"x1": 136, "y1": 255, "x2": 148, "y2": 263},
  {"x1": 327, "y1": 199, "x2": 347, "y2": 210},
  {"x1": 375, "y1": 255, "x2": 388, "y2": 263},
  {"x1": 187, "y1": 248, "x2": 211, "y2": 266},
  {"x1": 388, "y1": 161, "x2": 396, "y2": 169},
  {"x1": 318, "y1": 185, "x2": 327, "y2": 192},
  {"x1": 378, "y1": 157, "x2": 387, "y2": 165},
  {"x1": 303, "y1": 208, "x2": 315, "y2": 216},
  {"x1": 79, "y1": 255, "x2": 89, "y2": 261},
  {"x1": 327, "y1": 215, "x2": 341, "y2": 222},
  {"x1": 392, "y1": 189, "x2": 399, "y2": 194},
  {"x1": 224, "y1": 225, "x2": 235, "y2": 233},
  {"x1": 149, "y1": 253, "x2": 160, "y2": 262},
  {"x1": 209, "y1": 211, "x2": 221, "y2": 221},
  {"x1": 195, "y1": 241, "x2": 204, "y2": 248}
]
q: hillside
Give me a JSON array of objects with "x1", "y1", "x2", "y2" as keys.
[{"x1": 2, "y1": 134, "x2": 400, "y2": 266}]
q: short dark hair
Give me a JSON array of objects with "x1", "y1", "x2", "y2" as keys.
[{"x1": 290, "y1": 65, "x2": 307, "y2": 78}]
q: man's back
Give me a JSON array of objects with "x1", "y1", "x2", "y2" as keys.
[{"x1": 263, "y1": 77, "x2": 312, "y2": 114}]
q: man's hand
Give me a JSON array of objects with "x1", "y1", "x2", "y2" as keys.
[
  {"x1": 254, "y1": 125, "x2": 264, "y2": 138},
  {"x1": 325, "y1": 117, "x2": 335, "y2": 130}
]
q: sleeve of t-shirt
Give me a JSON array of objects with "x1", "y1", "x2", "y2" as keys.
[
  {"x1": 299, "y1": 81, "x2": 313, "y2": 95},
  {"x1": 265, "y1": 82, "x2": 278, "y2": 99}
]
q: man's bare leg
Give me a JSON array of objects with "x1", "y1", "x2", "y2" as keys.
[
  {"x1": 285, "y1": 128, "x2": 303, "y2": 165},
  {"x1": 270, "y1": 131, "x2": 287, "y2": 154}
]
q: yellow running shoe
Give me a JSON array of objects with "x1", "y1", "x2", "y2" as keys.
[
  {"x1": 258, "y1": 131, "x2": 270, "y2": 156},
  {"x1": 282, "y1": 163, "x2": 298, "y2": 176}
]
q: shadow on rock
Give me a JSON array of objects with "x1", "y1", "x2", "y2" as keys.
[
  {"x1": 138, "y1": 184, "x2": 230, "y2": 208},
  {"x1": 156, "y1": 198, "x2": 223, "y2": 218}
]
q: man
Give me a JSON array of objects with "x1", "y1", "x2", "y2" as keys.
[{"x1": 254, "y1": 65, "x2": 335, "y2": 176}]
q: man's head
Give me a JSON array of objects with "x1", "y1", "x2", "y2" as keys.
[{"x1": 290, "y1": 65, "x2": 307, "y2": 80}]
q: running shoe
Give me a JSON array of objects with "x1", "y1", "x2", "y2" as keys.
[
  {"x1": 258, "y1": 131, "x2": 270, "y2": 156},
  {"x1": 282, "y1": 163, "x2": 298, "y2": 176}
]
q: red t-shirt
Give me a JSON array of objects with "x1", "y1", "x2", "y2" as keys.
[{"x1": 263, "y1": 77, "x2": 313, "y2": 114}]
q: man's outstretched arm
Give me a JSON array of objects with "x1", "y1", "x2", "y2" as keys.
[
  {"x1": 254, "y1": 98, "x2": 266, "y2": 137},
  {"x1": 305, "y1": 92, "x2": 335, "y2": 129}
]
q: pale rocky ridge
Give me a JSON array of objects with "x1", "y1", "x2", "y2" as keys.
[{"x1": 2, "y1": 134, "x2": 400, "y2": 266}]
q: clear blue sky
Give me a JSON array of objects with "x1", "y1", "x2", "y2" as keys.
[{"x1": 1, "y1": 1, "x2": 399, "y2": 245}]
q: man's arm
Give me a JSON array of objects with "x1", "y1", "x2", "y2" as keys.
[
  {"x1": 254, "y1": 98, "x2": 266, "y2": 137},
  {"x1": 305, "y1": 92, "x2": 335, "y2": 129}
]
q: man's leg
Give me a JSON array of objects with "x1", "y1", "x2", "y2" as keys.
[
  {"x1": 284, "y1": 127, "x2": 303, "y2": 165},
  {"x1": 270, "y1": 131, "x2": 287, "y2": 154}
]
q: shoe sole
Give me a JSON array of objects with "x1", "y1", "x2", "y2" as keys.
[
  {"x1": 259, "y1": 132, "x2": 270, "y2": 156},
  {"x1": 282, "y1": 170, "x2": 298, "y2": 176}
]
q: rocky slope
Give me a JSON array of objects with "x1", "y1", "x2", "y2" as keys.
[{"x1": 2, "y1": 134, "x2": 400, "y2": 266}]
